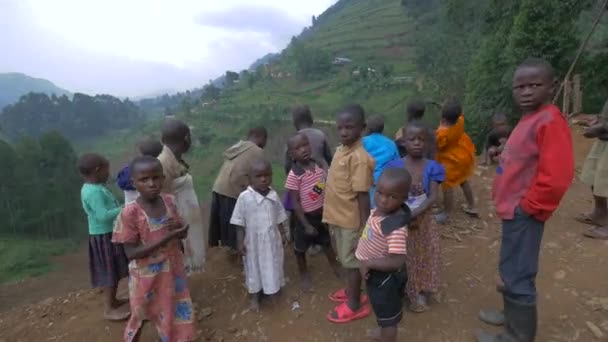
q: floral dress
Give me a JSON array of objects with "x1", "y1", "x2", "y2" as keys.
[{"x1": 112, "y1": 195, "x2": 196, "y2": 342}]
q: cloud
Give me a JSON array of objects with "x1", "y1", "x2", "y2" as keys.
[{"x1": 195, "y1": 5, "x2": 307, "y2": 45}]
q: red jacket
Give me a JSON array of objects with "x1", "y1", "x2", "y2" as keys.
[{"x1": 493, "y1": 104, "x2": 574, "y2": 222}]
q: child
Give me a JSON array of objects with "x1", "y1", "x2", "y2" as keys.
[
  {"x1": 480, "y1": 113, "x2": 511, "y2": 166},
  {"x1": 210, "y1": 127, "x2": 267, "y2": 255},
  {"x1": 435, "y1": 99, "x2": 478, "y2": 223},
  {"x1": 476, "y1": 58, "x2": 574, "y2": 342},
  {"x1": 158, "y1": 119, "x2": 206, "y2": 274},
  {"x1": 112, "y1": 156, "x2": 196, "y2": 342},
  {"x1": 284, "y1": 133, "x2": 340, "y2": 292},
  {"x1": 356, "y1": 167, "x2": 411, "y2": 342},
  {"x1": 117, "y1": 138, "x2": 164, "y2": 204},
  {"x1": 78, "y1": 153, "x2": 129, "y2": 321},
  {"x1": 324, "y1": 104, "x2": 374, "y2": 323},
  {"x1": 577, "y1": 98, "x2": 608, "y2": 239},
  {"x1": 395, "y1": 99, "x2": 436, "y2": 159},
  {"x1": 230, "y1": 159, "x2": 288, "y2": 312},
  {"x1": 362, "y1": 114, "x2": 400, "y2": 208},
  {"x1": 386, "y1": 122, "x2": 445, "y2": 312},
  {"x1": 284, "y1": 105, "x2": 333, "y2": 173}
]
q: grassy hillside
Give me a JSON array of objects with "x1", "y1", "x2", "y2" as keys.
[{"x1": 0, "y1": 73, "x2": 70, "y2": 110}]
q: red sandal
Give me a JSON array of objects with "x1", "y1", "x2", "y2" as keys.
[
  {"x1": 327, "y1": 301, "x2": 371, "y2": 324},
  {"x1": 328, "y1": 288, "x2": 368, "y2": 304}
]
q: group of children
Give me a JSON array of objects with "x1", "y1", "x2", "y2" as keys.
[{"x1": 78, "y1": 57, "x2": 574, "y2": 342}]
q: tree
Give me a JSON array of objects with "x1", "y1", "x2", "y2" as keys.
[
  {"x1": 201, "y1": 84, "x2": 221, "y2": 101},
  {"x1": 225, "y1": 71, "x2": 239, "y2": 87}
]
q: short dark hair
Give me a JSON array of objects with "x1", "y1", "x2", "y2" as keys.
[
  {"x1": 379, "y1": 167, "x2": 412, "y2": 191},
  {"x1": 367, "y1": 114, "x2": 385, "y2": 134},
  {"x1": 287, "y1": 132, "x2": 308, "y2": 150},
  {"x1": 292, "y1": 105, "x2": 313, "y2": 127},
  {"x1": 250, "y1": 158, "x2": 272, "y2": 174},
  {"x1": 248, "y1": 126, "x2": 268, "y2": 139},
  {"x1": 77, "y1": 153, "x2": 107, "y2": 176},
  {"x1": 339, "y1": 104, "x2": 365, "y2": 125},
  {"x1": 129, "y1": 155, "x2": 162, "y2": 175},
  {"x1": 406, "y1": 100, "x2": 426, "y2": 121},
  {"x1": 137, "y1": 138, "x2": 163, "y2": 158},
  {"x1": 442, "y1": 98, "x2": 463, "y2": 125},
  {"x1": 517, "y1": 57, "x2": 555, "y2": 81},
  {"x1": 161, "y1": 119, "x2": 190, "y2": 144}
]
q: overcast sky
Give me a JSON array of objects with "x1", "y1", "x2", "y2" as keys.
[{"x1": 0, "y1": 0, "x2": 336, "y2": 97}]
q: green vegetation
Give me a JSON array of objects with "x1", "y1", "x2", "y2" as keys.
[{"x1": 0, "y1": 72, "x2": 70, "y2": 110}]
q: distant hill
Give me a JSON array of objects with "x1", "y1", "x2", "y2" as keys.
[
  {"x1": 0, "y1": 73, "x2": 70, "y2": 110},
  {"x1": 248, "y1": 53, "x2": 280, "y2": 71}
]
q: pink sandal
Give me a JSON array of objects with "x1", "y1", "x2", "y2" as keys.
[
  {"x1": 326, "y1": 301, "x2": 371, "y2": 324},
  {"x1": 328, "y1": 288, "x2": 368, "y2": 304}
]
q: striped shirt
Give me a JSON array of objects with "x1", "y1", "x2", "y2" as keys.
[
  {"x1": 285, "y1": 163, "x2": 326, "y2": 213},
  {"x1": 355, "y1": 209, "x2": 408, "y2": 261}
]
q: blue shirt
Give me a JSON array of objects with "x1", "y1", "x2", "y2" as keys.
[
  {"x1": 386, "y1": 158, "x2": 445, "y2": 194},
  {"x1": 362, "y1": 133, "x2": 400, "y2": 183}
]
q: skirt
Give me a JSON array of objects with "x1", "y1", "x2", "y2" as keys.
[
  {"x1": 88, "y1": 233, "x2": 129, "y2": 288},
  {"x1": 209, "y1": 192, "x2": 238, "y2": 249},
  {"x1": 581, "y1": 140, "x2": 608, "y2": 197}
]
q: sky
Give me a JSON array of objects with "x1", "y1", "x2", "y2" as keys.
[{"x1": 0, "y1": 0, "x2": 336, "y2": 97}]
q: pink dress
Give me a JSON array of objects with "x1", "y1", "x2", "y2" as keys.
[{"x1": 112, "y1": 195, "x2": 196, "y2": 342}]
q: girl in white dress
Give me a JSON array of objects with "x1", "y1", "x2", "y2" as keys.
[{"x1": 230, "y1": 159, "x2": 288, "y2": 312}]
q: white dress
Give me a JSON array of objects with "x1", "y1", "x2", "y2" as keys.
[{"x1": 230, "y1": 187, "x2": 288, "y2": 295}]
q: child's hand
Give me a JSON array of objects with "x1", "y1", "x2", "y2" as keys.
[
  {"x1": 584, "y1": 124, "x2": 605, "y2": 139},
  {"x1": 359, "y1": 262, "x2": 370, "y2": 280},
  {"x1": 173, "y1": 224, "x2": 189, "y2": 240},
  {"x1": 238, "y1": 242, "x2": 247, "y2": 256},
  {"x1": 304, "y1": 224, "x2": 319, "y2": 237},
  {"x1": 166, "y1": 217, "x2": 180, "y2": 230},
  {"x1": 281, "y1": 233, "x2": 289, "y2": 246}
]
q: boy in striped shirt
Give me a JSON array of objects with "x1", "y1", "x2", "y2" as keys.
[
  {"x1": 285, "y1": 133, "x2": 341, "y2": 292},
  {"x1": 356, "y1": 168, "x2": 411, "y2": 342}
]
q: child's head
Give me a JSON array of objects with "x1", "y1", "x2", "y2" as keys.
[
  {"x1": 161, "y1": 119, "x2": 191, "y2": 155},
  {"x1": 375, "y1": 168, "x2": 411, "y2": 215},
  {"x1": 287, "y1": 133, "x2": 312, "y2": 163},
  {"x1": 247, "y1": 126, "x2": 268, "y2": 149},
  {"x1": 403, "y1": 121, "x2": 427, "y2": 159},
  {"x1": 137, "y1": 138, "x2": 163, "y2": 158},
  {"x1": 366, "y1": 114, "x2": 385, "y2": 135},
  {"x1": 512, "y1": 58, "x2": 556, "y2": 113},
  {"x1": 406, "y1": 99, "x2": 426, "y2": 122},
  {"x1": 249, "y1": 159, "x2": 272, "y2": 194},
  {"x1": 78, "y1": 153, "x2": 110, "y2": 184},
  {"x1": 336, "y1": 104, "x2": 366, "y2": 146},
  {"x1": 129, "y1": 156, "x2": 164, "y2": 200},
  {"x1": 441, "y1": 98, "x2": 463, "y2": 125},
  {"x1": 292, "y1": 105, "x2": 313, "y2": 130},
  {"x1": 492, "y1": 112, "x2": 510, "y2": 135}
]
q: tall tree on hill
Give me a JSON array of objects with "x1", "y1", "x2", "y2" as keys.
[{"x1": 225, "y1": 71, "x2": 239, "y2": 86}]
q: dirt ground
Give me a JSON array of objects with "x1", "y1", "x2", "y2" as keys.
[{"x1": 1, "y1": 128, "x2": 608, "y2": 342}]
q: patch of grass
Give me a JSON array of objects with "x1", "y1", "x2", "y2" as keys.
[{"x1": 0, "y1": 238, "x2": 79, "y2": 284}]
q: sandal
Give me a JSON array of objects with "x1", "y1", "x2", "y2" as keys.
[
  {"x1": 461, "y1": 204, "x2": 480, "y2": 217},
  {"x1": 583, "y1": 226, "x2": 608, "y2": 240},
  {"x1": 574, "y1": 213, "x2": 604, "y2": 226},
  {"x1": 328, "y1": 288, "x2": 368, "y2": 304},
  {"x1": 326, "y1": 301, "x2": 371, "y2": 323}
]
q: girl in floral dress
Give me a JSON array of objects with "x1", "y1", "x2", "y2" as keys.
[
  {"x1": 113, "y1": 156, "x2": 196, "y2": 342},
  {"x1": 387, "y1": 122, "x2": 445, "y2": 313}
]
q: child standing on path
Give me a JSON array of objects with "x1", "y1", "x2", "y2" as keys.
[
  {"x1": 356, "y1": 168, "x2": 411, "y2": 342},
  {"x1": 479, "y1": 113, "x2": 511, "y2": 166},
  {"x1": 395, "y1": 99, "x2": 437, "y2": 159},
  {"x1": 285, "y1": 133, "x2": 340, "y2": 292},
  {"x1": 362, "y1": 114, "x2": 400, "y2": 208},
  {"x1": 387, "y1": 121, "x2": 445, "y2": 312},
  {"x1": 230, "y1": 159, "x2": 289, "y2": 312},
  {"x1": 476, "y1": 58, "x2": 574, "y2": 342},
  {"x1": 78, "y1": 153, "x2": 130, "y2": 321},
  {"x1": 158, "y1": 119, "x2": 206, "y2": 274},
  {"x1": 324, "y1": 104, "x2": 374, "y2": 323},
  {"x1": 113, "y1": 156, "x2": 196, "y2": 342},
  {"x1": 435, "y1": 99, "x2": 478, "y2": 223},
  {"x1": 117, "y1": 138, "x2": 164, "y2": 204},
  {"x1": 210, "y1": 127, "x2": 267, "y2": 255}
]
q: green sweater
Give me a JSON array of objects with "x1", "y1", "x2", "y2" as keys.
[{"x1": 81, "y1": 183, "x2": 122, "y2": 235}]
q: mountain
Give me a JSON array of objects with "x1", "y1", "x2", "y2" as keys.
[
  {"x1": 248, "y1": 53, "x2": 280, "y2": 71},
  {"x1": 0, "y1": 73, "x2": 70, "y2": 110}
]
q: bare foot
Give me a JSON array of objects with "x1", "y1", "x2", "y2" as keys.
[
  {"x1": 113, "y1": 298, "x2": 129, "y2": 307},
  {"x1": 104, "y1": 305, "x2": 130, "y2": 321},
  {"x1": 366, "y1": 328, "x2": 382, "y2": 341},
  {"x1": 249, "y1": 296, "x2": 260, "y2": 313},
  {"x1": 300, "y1": 273, "x2": 313, "y2": 293}
]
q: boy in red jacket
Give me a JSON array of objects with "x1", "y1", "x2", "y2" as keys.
[{"x1": 476, "y1": 58, "x2": 574, "y2": 342}]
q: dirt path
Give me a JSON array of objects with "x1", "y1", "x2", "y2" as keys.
[{"x1": 1, "y1": 129, "x2": 608, "y2": 341}]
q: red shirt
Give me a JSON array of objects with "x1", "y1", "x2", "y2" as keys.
[
  {"x1": 285, "y1": 164, "x2": 326, "y2": 213},
  {"x1": 493, "y1": 104, "x2": 574, "y2": 222},
  {"x1": 355, "y1": 209, "x2": 408, "y2": 261}
]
